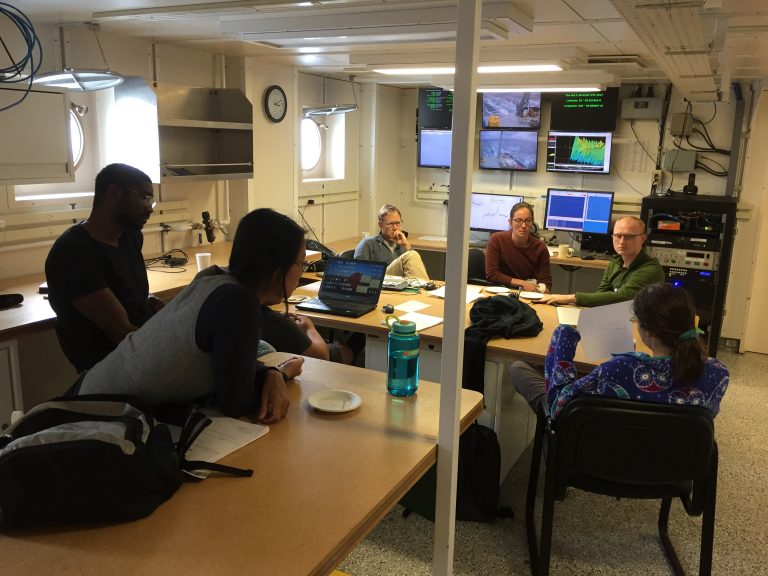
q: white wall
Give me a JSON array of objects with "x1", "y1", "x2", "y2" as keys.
[{"x1": 739, "y1": 89, "x2": 768, "y2": 353}]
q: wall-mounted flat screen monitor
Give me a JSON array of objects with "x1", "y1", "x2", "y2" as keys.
[
  {"x1": 546, "y1": 131, "x2": 612, "y2": 174},
  {"x1": 481, "y1": 91, "x2": 541, "y2": 129},
  {"x1": 418, "y1": 128, "x2": 452, "y2": 169},
  {"x1": 479, "y1": 129, "x2": 538, "y2": 171},
  {"x1": 549, "y1": 88, "x2": 619, "y2": 132},
  {"x1": 469, "y1": 192, "x2": 525, "y2": 232},
  {"x1": 418, "y1": 87, "x2": 453, "y2": 129},
  {"x1": 544, "y1": 188, "x2": 614, "y2": 234}
]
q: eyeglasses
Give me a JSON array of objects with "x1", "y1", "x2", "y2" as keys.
[
  {"x1": 611, "y1": 233, "x2": 643, "y2": 241},
  {"x1": 511, "y1": 218, "x2": 533, "y2": 225},
  {"x1": 127, "y1": 187, "x2": 155, "y2": 208},
  {"x1": 381, "y1": 220, "x2": 403, "y2": 228}
]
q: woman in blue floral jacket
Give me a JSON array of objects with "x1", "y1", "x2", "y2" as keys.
[{"x1": 543, "y1": 283, "x2": 729, "y2": 417}]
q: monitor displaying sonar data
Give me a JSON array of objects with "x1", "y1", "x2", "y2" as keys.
[
  {"x1": 469, "y1": 192, "x2": 525, "y2": 233},
  {"x1": 546, "y1": 131, "x2": 612, "y2": 174},
  {"x1": 544, "y1": 188, "x2": 614, "y2": 234},
  {"x1": 481, "y1": 91, "x2": 541, "y2": 129},
  {"x1": 478, "y1": 129, "x2": 538, "y2": 171}
]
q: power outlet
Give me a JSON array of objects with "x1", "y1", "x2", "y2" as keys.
[{"x1": 650, "y1": 169, "x2": 663, "y2": 195}]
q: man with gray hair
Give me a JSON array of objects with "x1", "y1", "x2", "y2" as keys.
[{"x1": 353, "y1": 204, "x2": 430, "y2": 282}]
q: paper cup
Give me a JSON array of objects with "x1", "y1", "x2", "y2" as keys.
[{"x1": 196, "y1": 252, "x2": 212, "y2": 272}]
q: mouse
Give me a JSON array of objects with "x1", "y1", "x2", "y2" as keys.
[
  {"x1": 382, "y1": 304, "x2": 395, "y2": 314},
  {"x1": 423, "y1": 281, "x2": 437, "y2": 291},
  {"x1": 582, "y1": 255, "x2": 595, "y2": 261}
]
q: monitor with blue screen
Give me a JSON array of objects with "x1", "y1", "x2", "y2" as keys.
[
  {"x1": 418, "y1": 128, "x2": 452, "y2": 168},
  {"x1": 469, "y1": 192, "x2": 525, "y2": 233},
  {"x1": 544, "y1": 188, "x2": 614, "y2": 234}
]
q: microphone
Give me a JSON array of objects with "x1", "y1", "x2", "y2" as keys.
[{"x1": 202, "y1": 211, "x2": 216, "y2": 243}]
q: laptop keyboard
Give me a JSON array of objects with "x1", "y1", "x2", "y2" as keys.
[{"x1": 303, "y1": 297, "x2": 371, "y2": 312}]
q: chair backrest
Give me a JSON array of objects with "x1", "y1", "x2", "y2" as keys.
[
  {"x1": 550, "y1": 397, "x2": 716, "y2": 504},
  {"x1": 339, "y1": 249, "x2": 355, "y2": 259},
  {"x1": 467, "y1": 248, "x2": 486, "y2": 283}
]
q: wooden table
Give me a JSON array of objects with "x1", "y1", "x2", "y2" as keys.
[{"x1": 1, "y1": 353, "x2": 483, "y2": 576}]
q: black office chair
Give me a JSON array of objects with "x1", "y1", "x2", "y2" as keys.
[
  {"x1": 339, "y1": 249, "x2": 355, "y2": 259},
  {"x1": 467, "y1": 248, "x2": 491, "y2": 286},
  {"x1": 525, "y1": 396, "x2": 718, "y2": 576}
]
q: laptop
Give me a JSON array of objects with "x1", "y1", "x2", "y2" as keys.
[{"x1": 296, "y1": 257, "x2": 387, "y2": 318}]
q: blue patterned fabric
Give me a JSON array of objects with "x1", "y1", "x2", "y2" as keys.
[{"x1": 545, "y1": 325, "x2": 729, "y2": 417}]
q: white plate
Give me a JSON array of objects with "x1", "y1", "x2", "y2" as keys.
[
  {"x1": 308, "y1": 390, "x2": 362, "y2": 413},
  {"x1": 519, "y1": 291, "x2": 544, "y2": 300},
  {"x1": 485, "y1": 286, "x2": 511, "y2": 294}
]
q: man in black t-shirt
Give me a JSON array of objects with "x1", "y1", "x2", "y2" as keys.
[{"x1": 46, "y1": 163, "x2": 163, "y2": 373}]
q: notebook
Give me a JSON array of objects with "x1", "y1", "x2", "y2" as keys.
[{"x1": 296, "y1": 257, "x2": 387, "y2": 318}]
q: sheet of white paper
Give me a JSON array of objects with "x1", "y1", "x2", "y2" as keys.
[
  {"x1": 380, "y1": 311, "x2": 443, "y2": 332},
  {"x1": 418, "y1": 235, "x2": 447, "y2": 242},
  {"x1": 395, "y1": 300, "x2": 431, "y2": 313},
  {"x1": 181, "y1": 410, "x2": 269, "y2": 479},
  {"x1": 556, "y1": 306, "x2": 580, "y2": 326},
  {"x1": 429, "y1": 285, "x2": 482, "y2": 303},
  {"x1": 577, "y1": 300, "x2": 635, "y2": 362},
  {"x1": 305, "y1": 249, "x2": 320, "y2": 258}
]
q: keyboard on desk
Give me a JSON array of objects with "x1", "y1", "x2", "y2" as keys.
[
  {"x1": 571, "y1": 250, "x2": 613, "y2": 261},
  {"x1": 295, "y1": 297, "x2": 375, "y2": 318}
]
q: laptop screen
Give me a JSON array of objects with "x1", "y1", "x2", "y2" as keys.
[{"x1": 318, "y1": 258, "x2": 387, "y2": 303}]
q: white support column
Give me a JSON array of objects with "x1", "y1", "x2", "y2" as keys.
[{"x1": 432, "y1": 1, "x2": 481, "y2": 574}]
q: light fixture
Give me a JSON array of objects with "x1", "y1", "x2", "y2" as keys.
[
  {"x1": 304, "y1": 104, "x2": 358, "y2": 117},
  {"x1": 32, "y1": 24, "x2": 123, "y2": 92},
  {"x1": 477, "y1": 86, "x2": 604, "y2": 93},
  {"x1": 434, "y1": 71, "x2": 616, "y2": 94},
  {"x1": 220, "y1": 2, "x2": 532, "y2": 48},
  {"x1": 373, "y1": 63, "x2": 563, "y2": 75}
]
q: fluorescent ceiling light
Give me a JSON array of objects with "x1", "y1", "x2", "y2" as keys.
[
  {"x1": 477, "y1": 86, "x2": 604, "y2": 93},
  {"x1": 373, "y1": 63, "x2": 563, "y2": 76}
]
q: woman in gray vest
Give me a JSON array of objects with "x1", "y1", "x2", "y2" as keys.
[{"x1": 78, "y1": 208, "x2": 306, "y2": 423}]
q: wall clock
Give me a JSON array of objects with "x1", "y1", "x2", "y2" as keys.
[{"x1": 263, "y1": 84, "x2": 287, "y2": 123}]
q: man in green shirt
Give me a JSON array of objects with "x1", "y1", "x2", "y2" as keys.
[{"x1": 540, "y1": 216, "x2": 664, "y2": 307}]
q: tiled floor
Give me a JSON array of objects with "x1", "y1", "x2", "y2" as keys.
[{"x1": 339, "y1": 350, "x2": 768, "y2": 576}]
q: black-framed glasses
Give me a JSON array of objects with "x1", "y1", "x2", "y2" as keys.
[
  {"x1": 512, "y1": 218, "x2": 533, "y2": 225},
  {"x1": 611, "y1": 233, "x2": 643, "y2": 241},
  {"x1": 381, "y1": 220, "x2": 403, "y2": 228}
]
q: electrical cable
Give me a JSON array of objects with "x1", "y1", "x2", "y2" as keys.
[
  {"x1": 0, "y1": 2, "x2": 42, "y2": 112},
  {"x1": 144, "y1": 249, "x2": 189, "y2": 270},
  {"x1": 700, "y1": 102, "x2": 717, "y2": 126},
  {"x1": 629, "y1": 120, "x2": 657, "y2": 163},
  {"x1": 667, "y1": 100, "x2": 692, "y2": 193},
  {"x1": 297, "y1": 204, "x2": 322, "y2": 242}
]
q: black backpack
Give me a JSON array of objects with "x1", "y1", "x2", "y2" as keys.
[
  {"x1": 0, "y1": 395, "x2": 252, "y2": 530},
  {"x1": 400, "y1": 422, "x2": 511, "y2": 522}
]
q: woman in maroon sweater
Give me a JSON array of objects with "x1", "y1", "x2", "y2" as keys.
[{"x1": 484, "y1": 202, "x2": 552, "y2": 292}]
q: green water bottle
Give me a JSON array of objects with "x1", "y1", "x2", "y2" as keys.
[{"x1": 386, "y1": 317, "x2": 420, "y2": 397}]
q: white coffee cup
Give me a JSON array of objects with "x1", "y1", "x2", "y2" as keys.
[
  {"x1": 558, "y1": 244, "x2": 574, "y2": 258},
  {"x1": 196, "y1": 252, "x2": 212, "y2": 272}
]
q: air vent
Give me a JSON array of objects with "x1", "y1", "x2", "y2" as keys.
[{"x1": 588, "y1": 55, "x2": 649, "y2": 68}]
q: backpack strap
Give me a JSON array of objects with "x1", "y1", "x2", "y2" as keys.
[{"x1": 177, "y1": 411, "x2": 253, "y2": 478}]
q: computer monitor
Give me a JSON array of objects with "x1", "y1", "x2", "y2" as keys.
[
  {"x1": 546, "y1": 131, "x2": 612, "y2": 174},
  {"x1": 549, "y1": 88, "x2": 619, "y2": 132},
  {"x1": 469, "y1": 192, "x2": 525, "y2": 233},
  {"x1": 418, "y1": 128, "x2": 452, "y2": 168},
  {"x1": 481, "y1": 91, "x2": 541, "y2": 129},
  {"x1": 478, "y1": 129, "x2": 538, "y2": 171},
  {"x1": 544, "y1": 188, "x2": 614, "y2": 234}
]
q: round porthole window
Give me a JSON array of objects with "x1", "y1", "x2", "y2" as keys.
[
  {"x1": 69, "y1": 109, "x2": 84, "y2": 167},
  {"x1": 300, "y1": 117, "x2": 321, "y2": 171}
]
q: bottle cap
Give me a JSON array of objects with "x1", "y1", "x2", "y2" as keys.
[{"x1": 391, "y1": 319, "x2": 417, "y2": 334}]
